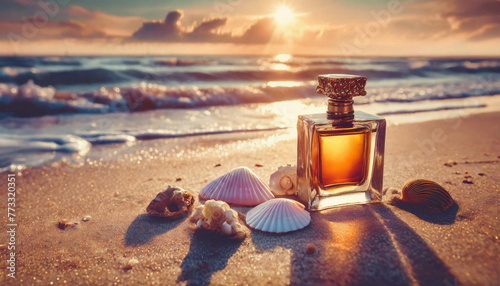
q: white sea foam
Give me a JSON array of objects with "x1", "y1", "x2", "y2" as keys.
[{"x1": 0, "y1": 134, "x2": 91, "y2": 171}]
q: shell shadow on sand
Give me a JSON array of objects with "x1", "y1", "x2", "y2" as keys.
[
  {"x1": 124, "y1": 214, "x2": 185, "y2": 245},
  {"x1": 390, "y1": 200, "x2": 460, "y2": 225},
  {"x1": 177, "y1": 229, "x2": 244, "y2": 286},
  {"x1": 251, "y1": 203, "x2": 459, "y2": 285}
]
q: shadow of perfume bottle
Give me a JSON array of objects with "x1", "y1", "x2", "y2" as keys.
[{"x1": 251, "y1": 203, "x2": 458, "y2": 285}]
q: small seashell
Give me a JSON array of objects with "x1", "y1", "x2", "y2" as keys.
[
  {"x1": 123, "y1": 258, "x2": 139, "y2": 270},
  {"x1": 190, "y1": 200, "x2": 246, "y2": 238},
  {"x1": 246, "y1": 198, "x2": 311, "y2": 233},
  {"x1": 221, "y1": 222, "x2": 232, "y2": 235},
  {"x1": 401, "y1": 179, "x2": 454, "y2": 212},
  {"x1": 196, "y1": 219, "x2": 203, "y2": 229},
  {"x1": 58, "y1": 220, "x2": 78, "y2": 230},
  {"x1": 146, "y1": 186, "x2": 195, "y2": 218},
  {"x1": 82, "y1": 215, "x2": 91, "y2": 222},
  {"x1": 199, "y1": 167, "x2": 274, "y2": 206},
  {"x1": 269, "y1": 165, "x2": 297, "y2": 196}
]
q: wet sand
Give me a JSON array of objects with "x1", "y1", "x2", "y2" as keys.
[{"x1": 0, "y1": 111, "x2": 499, "y2": 285}]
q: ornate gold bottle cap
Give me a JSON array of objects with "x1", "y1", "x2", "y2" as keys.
[{"x1": 316, "y1": 74, "x2": 367, "y2": 100}]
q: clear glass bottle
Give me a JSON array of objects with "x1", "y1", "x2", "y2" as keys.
[{"x1": 297, "y1": 74, "x2": 385, "y2": 211}]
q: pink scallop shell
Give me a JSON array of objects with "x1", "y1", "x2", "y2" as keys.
[
  {"x1": 246, "y1": 198, "x2": 311, "y2": 233},
  {"x1": 199, "y1": 166, "x2": 275, "y2": 206}
]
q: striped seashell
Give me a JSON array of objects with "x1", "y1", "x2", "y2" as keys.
[
  {"x1": 401, "y1": 179, "x2": 454, "y2": 212},
  {"x1": 246, "y1": 198, "x2": 311, "y2": 233},
  {"x1": 200, "y1": 167, "x2": 275, "y2": 206}
]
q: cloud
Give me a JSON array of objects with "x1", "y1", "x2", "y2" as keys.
[
  {"x1": 238, "y1": 17, "x2": 275, "y2": 44},
  {"x1": 66, "y1": 6, "x2": 143, "y2": 37},
  {"x1": 130, "y1": 10, "x2": 277, "y2": 44},
  {"x1": 0, "y1": 18, "x2": 106, "y2": 40},
  {"x1": 131, "y1": 10, "x2": 183, "y2": 41},
  {"x1": 389, "y1": 0, "x2": 500, "y2": 41},
  {"x1": 441, "y1": 0, "x2": 500, "y2": 41},
  {"x1": 0, "y1": 4, "x2": 143, "y2": 41}
]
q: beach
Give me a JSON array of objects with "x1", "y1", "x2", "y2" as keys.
[
  {"x1": 1, "y1": 108, "x2": 498, "y2": 285},
  {"x1": 1, "y1": 0, "x2": 499, "y2": 284}
]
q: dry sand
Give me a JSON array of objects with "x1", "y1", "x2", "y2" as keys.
[{"x1": 0, "y1": 111, "x2": 499, "y2": 285}]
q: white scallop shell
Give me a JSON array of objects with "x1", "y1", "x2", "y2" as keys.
[
  {"x1": 269, "y1": 165, "x2": 297, "y2": 196},
  {"x1": 246, "y1": 198, "x2": 311, "y2": 233},
  {"x1": 199, "y1": 166, "x2": 275, "y2": 206}
]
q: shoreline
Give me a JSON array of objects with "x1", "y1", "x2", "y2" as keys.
[
  {"x1": 0, "y1": 110, "x2": 498, "y2": 285},
  {"x1": 2, "y1": 94, "x2": 500, "y2": 173}
]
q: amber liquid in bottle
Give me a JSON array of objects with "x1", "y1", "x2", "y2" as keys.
[{"x1": 314, "y1": 126, "x2": 370, "y2": 189}]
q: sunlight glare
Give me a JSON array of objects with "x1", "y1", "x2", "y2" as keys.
[
  {"x1": 274, "y1": 53, "x2": 292, "y2": 63},
  {"x1": 266, "y1": 81, "x2": 302, "y2": 88},
  {"x1": 274, "y1": 5, "x2": 295, "y2": 26}
]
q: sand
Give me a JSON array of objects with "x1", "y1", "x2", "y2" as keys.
[{"x1": 0, "y1": 111, "x2": 499, "y2": 285}]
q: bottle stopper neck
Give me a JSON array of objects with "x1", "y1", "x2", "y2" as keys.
[{"x1": 327, "y1": 99, "x2": 354, "y2": 119}]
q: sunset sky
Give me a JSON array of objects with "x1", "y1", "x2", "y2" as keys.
[{"x1": 0, "y1": 0, "x2": 499, "y2": 56}]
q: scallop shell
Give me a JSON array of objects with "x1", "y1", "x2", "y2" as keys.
[
  {"x1": 200, "y1": 166, "x2": 275, "y2": 206},
  {"x1": 246, "y1": 198, "x2": 311, "y2": 233},
  {"x1": 269, "y1": 165, "x2": 297, "y2": 196},
  {"x1": 401, "y1": 179, "x2": 454, "y2": 212}
]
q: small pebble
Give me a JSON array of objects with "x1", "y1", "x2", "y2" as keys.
[
  {"x1": 306, "y1": 243, "x2": 316, "y2": 254},
  {"x1": 454, "y1": 171, "x2": 461, "y2": 175},
  {"x1": 478, "y1": 173, "x2": 486, "y2": 176},
  {"x1": 443, "y1": 160, "x2": 457, "y2": 167},
  {"x1": 214, "y1": 163, "x2": 222, "y2": 167},
  {"x1": 464, "y1": 175, "x2": 472, "y2": 179},
  {"x1": 255, "y1": 164, "x2": 263, "y2": 167},
  {"x1": 175, "y1": 177, "x2": 182, "y2": 182},
  {"x1": 58, "y1": 220, "x2": 78, "y2": 230},
  {"x1": 82, "y1": 215, "x2": 92, "y2": 222},
  {"x1": 462, "y1": 179, "x2": 474, "y2": 184},
  {"x1": 123, "y1": 258, "x2": 139, "y2": 270},
  {"x1": 465, "y1": 171, "x2": 469, "y2": 174},
  {"x1": 48, "y1": 202, "x2": 57, "y2": 207}
]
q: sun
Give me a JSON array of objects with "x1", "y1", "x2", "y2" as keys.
[{"x1": 274, "y1": 5, "x2": 295, "y2": 26}]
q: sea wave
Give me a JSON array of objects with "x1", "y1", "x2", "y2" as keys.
[
  {"x1": 0, "y1": 68, "x2": 129, "y2": 86},
  {"x1": 1, "y1": 55, "x2": 500, "y2": 91},
  {"x1": 0, "y1": 67, "x2": 408, "y2": 86},
  {"x1": 0, "y1": 68, "x2": 430, "y2": 87},
  {"x1": 1, "y1": 78, "x2": 499, "y2": 117},
  {"x1": 0, "y1": 134, "x2": 91, "y2": 170}
]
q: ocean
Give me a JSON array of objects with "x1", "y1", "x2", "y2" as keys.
[{"x1": 1, "y1": 55, "x2": 499, "y2": 170}]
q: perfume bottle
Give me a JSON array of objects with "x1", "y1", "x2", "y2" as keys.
[{"x1": 297, "y1": 74, "x2": 385, "y2": 210}]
